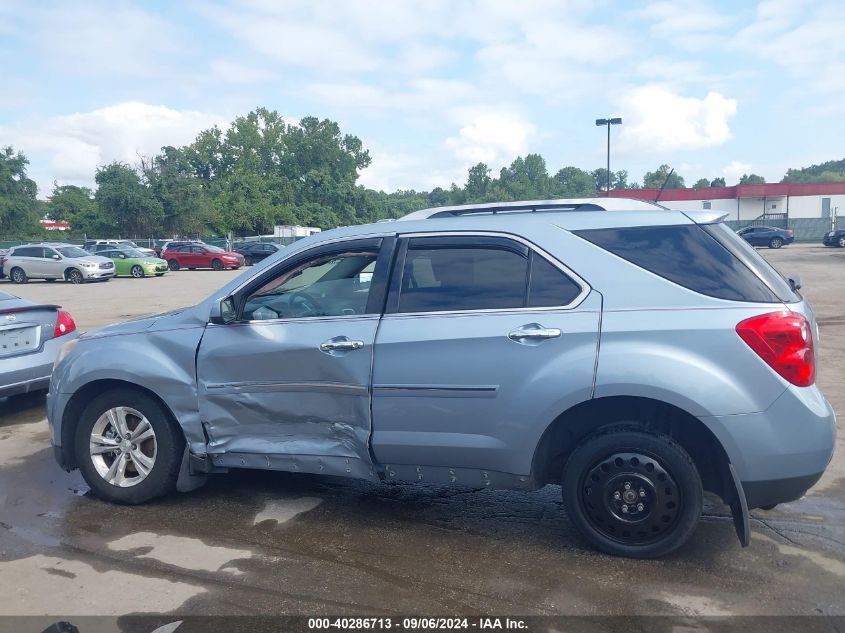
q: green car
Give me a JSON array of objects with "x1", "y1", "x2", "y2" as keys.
[{"x1": 98, "y1": 248, "x2": 168, "y2": 278}]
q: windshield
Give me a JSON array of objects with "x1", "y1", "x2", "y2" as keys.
[
  {"x1": 119, "y1": 240, "x2": 139, "y2": 248},
  {"x1": 58, "y1": 246, "x2": 90, "y2": 258}
]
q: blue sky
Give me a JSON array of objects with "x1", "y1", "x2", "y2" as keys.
[{"x1": 1, "y1": 0, "x2": 843, "y2": 197}]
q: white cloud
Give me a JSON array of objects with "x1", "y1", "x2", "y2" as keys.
[
  {"x1": 0, "y1": 102, "x2": 226, "y2": 195},
  {"x1": 445, "y1": 113, "x2": 536, "y2": 165},
  {"x1": 617, "y1": 85, "x2": 737, "y2": 154},
  {"x1": 209, "y1": 60, "x2": 275, "y2": 84},
  {"x1": 722, "y1": 160, "x2": 752, "y2": 182},
  {"x1": 640, "y1": 0, "x2": 734, "y2": 50},
  {"x1": 358, "y1": 146, "x2": 463, "y2": 193}
]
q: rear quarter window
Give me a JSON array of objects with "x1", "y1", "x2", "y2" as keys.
[{"x1": 574, "y1": 224, "x2": 783, "y2": 303}]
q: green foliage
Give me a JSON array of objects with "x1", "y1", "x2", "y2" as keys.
[
  {"x1": 0, "y1": 146, "x2": 41, "y2": 236},
  {"x1": 738, "y1": 173, "x2": 766, "y2": 185},
  {"x1": 710, "y1": 177, "x2": 726, "y2": 187},
  {"x1": 692, "y1": 178, "x2": 710, "y2": 188},
  {"x1": 94, "y1": 163, "x2": 163, "y2": 236},
  {"x1": 643, "y1": 164, "x2": 685, "y2": 189},
  {"x1": 551, "y1": 167, "x2": 597, "y2": 197},
  {"x1": 591, "y1": 168, "x2": 628, "y2": 191},
  {"x1": 782, "y1": 158, "x2": 845, "y2": 183}
]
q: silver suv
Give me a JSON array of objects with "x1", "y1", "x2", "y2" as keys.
[
  {"x1": 47, "y1": 199, "x2": 835, "y2": 557},
  {"x1": 6, "y1": 243, "x2": 115, "y2": 284}
]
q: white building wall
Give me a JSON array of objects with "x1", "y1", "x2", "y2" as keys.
[{"x1": 788, "y1": 195, "x2": 845, "y2": 219}]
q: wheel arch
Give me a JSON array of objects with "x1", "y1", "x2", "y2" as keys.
[
  {"x1": 531, "y1": 395, "x2": 736, "y2": 505},
  {"x1": 59, "y1": 379, "x2": 185, "y2": 470}
]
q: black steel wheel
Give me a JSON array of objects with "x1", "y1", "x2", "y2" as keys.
[
  {"x1": 168, "y1": 259, "x2": 180, "y2": 271},
  {"x1": 211, "y1": 258, "x2": 223, "y2": 271},
  {"x1": 562, "y1": 426, "x2": 702, "y2": 558}
]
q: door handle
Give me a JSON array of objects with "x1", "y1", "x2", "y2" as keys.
[
  {"x1": 508, "y1": 325, "x2": 561, "y2": 341},
  {"x1": 319, "y1": 338, "x2": 364, "y2": 352}
]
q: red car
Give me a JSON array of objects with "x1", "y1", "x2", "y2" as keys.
[{"x1": 162, "y1": 244, "x2": 244, "y2": 271}]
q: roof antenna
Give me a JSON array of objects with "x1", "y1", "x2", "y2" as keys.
[{"x1": 654, "y1": 168, "x2": 675, "y2": 203}]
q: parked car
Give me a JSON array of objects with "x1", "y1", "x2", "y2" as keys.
[
  {"x1": 234, "y1": 241, "x2": 282, "y2": 265},
  {"x1": 84, "y1": 240, "x2": 157, "y2": 258},
  {"x1": 97, "y1": 248, "x2": 169, "y2": 278},
  {"x1": 48, "y1": 198, "x2": 835, "y2": 558},
  {"x1": 162, "y1": 244, "x2": 244, "y2": 271},
  {"x1": 821, "y1": 228, "x2": 845, "y2": 247},
  {"x1": 5, "y1": 243, "x2": 115, "y2": 284},
  {"x1": 154, "y1": 240, "x2": 204, "y2": 256},
  {"x1": 736, "y1": 226, "x2": 794, "y2": 249},
  {"x1": 1, "y1": 290, "x2": 78, "y2": 398},
  {"x1": 0, "y1": 248, "x2": 8, "y2": 279}
]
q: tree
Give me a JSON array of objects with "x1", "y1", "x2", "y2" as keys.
[
  {"x1": 464, "y1": 163, "x2": 491, "y2": 201},
  {"x1": 47, "y1": 184, "x2": 101, "y2": 234},
  {"x1": 551, "y1": 167, "x2": 597, "y2": 197},
  {"x1": 710, "y1": 177, "x2": 726, "y2": 187},
  {"x1": 591, "y1": 168, "x2": 628, "y2": 191},
  {"x1": 781, "y1": 158, "x2": 845, "y2": 183},
  {"x1": 643, "y1": 164, "x2": 685, "y2": 189},
  {"x1": 95, "y1": 162, "x2": 163, "y2": 236},
  {"x1": 0, "y1": 146, "x2": 41, "y2": 235},
  {"x1": 738, "y1": 173, "x2": 766, "y2": 185},
  {"x1": 692, "y1": 178, "x2": 710, "y2": 188}
]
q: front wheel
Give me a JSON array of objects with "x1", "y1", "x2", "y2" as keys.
[
  {"x1": 67, "y1": 269, "x2": 84, "y2": 284},
  {"x1": 131, "y1": 265, "x2": 144, "y2": 278},
  {"x1": 211, "y1": 259, "x2": 223, "y2": 271},
  {"x1": 839, "y1": 236, "x2": 845, "y2": 248},
  {"x1": 74, "y1": 388, "x2": 185, "y2": 504},
  {"x1": 769, "y1": 237, "x2": 783, "y2": 249},
  {"x1": 168, "y1": 259, "x2": 180, "y2": 271},
  {"x1": 562, "y1": 426, "x2": 702, "y2": 558}
]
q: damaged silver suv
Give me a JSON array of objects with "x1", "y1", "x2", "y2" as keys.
[{"x1": 48, "y1": 198, "x2": 836, "y2": 558}]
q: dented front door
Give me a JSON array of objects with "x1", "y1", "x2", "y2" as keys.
[{"x1": 195, "y1": 240, "x2": 385, "y2": 480}]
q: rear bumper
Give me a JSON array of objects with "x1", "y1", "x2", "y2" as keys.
[
  {"x1": 700, "y1": 385, "x2": 836, "y2": 508},
  {"x1": 0, "y1": 334, "x2": 75, "y2": 397}
]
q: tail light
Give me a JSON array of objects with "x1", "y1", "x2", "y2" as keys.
[
  {"x1": 736, "y1": 311, "x2": 814, "y2": 387},
  {"x1": 54, "y1": 310, "x2": 77, "y2": 337}
]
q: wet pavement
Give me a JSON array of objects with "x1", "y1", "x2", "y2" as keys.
[{"x1": 0, "y1": 245, "x2": 843, "y2": 618}]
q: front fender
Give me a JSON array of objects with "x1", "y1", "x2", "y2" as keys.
[{"x1": 52, "y1": 324, "x2": 208, "y2": 453}]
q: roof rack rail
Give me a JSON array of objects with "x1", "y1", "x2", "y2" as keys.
[{"x1": 399, "y1": 197, "x2": 668, "y2": 220}]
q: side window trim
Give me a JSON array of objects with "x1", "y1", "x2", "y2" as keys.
[{"x1": 385, "y1": 232, "x2": 589, "y2": 315}]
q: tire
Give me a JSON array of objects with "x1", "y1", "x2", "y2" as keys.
[
  {"x1": 66, "y1": 269, "x2": 84, "y2": 284},
  {"x1": 211, "y1": 259, "x2": 223, "y2": 271},
  {"x1": 130, "y1": 265, "x2": 144, "y2": 278},
  {"x1": 74, "y1": 388, "x2": 184, "y2": 505},
  {"x1": 839, "y1": 237, "x2": 845, "y2": 248},
  {"x1": 168, "y1": 259, "x2": 180, "y2": 271},
  {"x1": 244, "y1": 256, "x2": 253, "y2": 266},
  {"x1": 769, "y1": 237, "x2": 783, "y2": 249},
  {"x1": 561, "y1": 425, "x2": 703, "y2": 558},
  {"x1": 10, "y1": 267, "x2": 27, "y2": 284}
]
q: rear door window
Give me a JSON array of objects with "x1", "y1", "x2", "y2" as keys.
[
  {"x1": 527, "y1": 253, "x2": 583, "y2": 307},
  {"x1": 574, "y1": 224, "x2": 783, "y2": 303}
]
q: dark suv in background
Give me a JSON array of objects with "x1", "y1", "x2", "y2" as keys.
[{"x1": 822, "y1": 229, "x2": 845, "y2": 247}]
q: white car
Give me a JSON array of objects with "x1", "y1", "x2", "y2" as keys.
[{"x1": 5, "y1": 243, "x2": 115, "y2": 284}]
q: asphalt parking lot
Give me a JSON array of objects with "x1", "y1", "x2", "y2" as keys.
[{"x1": 1, "y1": 245, "x2": 843, "y2": 621}]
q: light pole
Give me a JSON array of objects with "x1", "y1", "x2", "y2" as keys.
[{"x1": 595, "y1": 117, "x2": 622, "y2": 193}]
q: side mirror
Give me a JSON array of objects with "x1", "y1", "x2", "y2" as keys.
[
  {"x1": 52, "y1": 254, "x2": 61, "y2": 260},
  {"x1": 788, "y1": 275, "x2": 802, "y2": 292},
  {"x1": 209, "y1": 297, "x2": 236, "y2": 325}
]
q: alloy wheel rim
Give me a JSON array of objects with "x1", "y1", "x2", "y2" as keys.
[
  {"x1": 580, "y1": 451, "x2": 681, "y2": 545},
  {"x1": 70, "y1": 270, "x2": 82, "y2": 283},
  {"x1": 89, "y1": 406, "x2": 157, "y2": 488},
  {"x1": 132, "y1": 266, "x2": 142, "y2": 277}
]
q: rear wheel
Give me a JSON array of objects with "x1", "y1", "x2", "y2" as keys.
[
  {"x1": 244, "y1": 256, "x2": 254, "y2": 266},
  {"x1": 74, "y1": 388, "x2": 184, "y2": 504},
  {"x1": 839, "y1": 236, "x2": 845, "y2": 248},
  {"x1": 66, "y1": 269, "x2": 84, "y2": 284},
  {"x1": 211, "y1": 259, "x2": 223, "y2": 271},
  {"x1": 562, "y1": 426, "x2": 702, "y2": 558},
  {"x1": 769, "y1": 237, "x2": 783, "y2": 249},
  {"x1": 10, "y1": 267, "x2": 27, "y2": 284},
  {"x1": 130, "y1": 265, "x2": 144, "y2": 278},
  {"x1": 168, "y1": 259, "x2": 180, "y2": 271}
]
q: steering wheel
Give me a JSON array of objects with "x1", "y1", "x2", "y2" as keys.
[{"x1": 288, "y1": 290, "x2": 325, "y2": 317}]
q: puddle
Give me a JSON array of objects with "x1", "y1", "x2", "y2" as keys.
[{"x1": 253, "y1": 497, "x2": 322, "y2": 526}]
